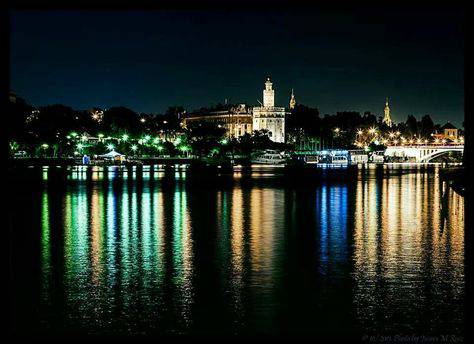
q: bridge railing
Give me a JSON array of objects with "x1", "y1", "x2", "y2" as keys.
[{"x1": 386, "y1": 145, "x2": 464, "y2": 149}]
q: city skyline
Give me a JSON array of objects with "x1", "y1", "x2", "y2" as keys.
[{"x1": 10, "y1": 9, "x2": 465, "y2": 126}]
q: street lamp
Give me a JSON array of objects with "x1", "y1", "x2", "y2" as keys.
[
  {"x1": 122, "y1": 134, "x2": 129, "y2": 141},
  {"x1": 107, "y1": 143, "x2": 114, "y2": 151}
]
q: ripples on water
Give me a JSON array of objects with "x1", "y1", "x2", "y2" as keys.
[{"x1": 10, "y1": 165, "x2": 464, "y2": 338}]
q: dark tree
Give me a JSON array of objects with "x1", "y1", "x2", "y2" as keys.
[
  {"x1": 405, "y1": 115, "x2": 418, "y2": 135},
  {"x1": 420, "y1": 115, "x2": 435, "y2": 136},
  {"x1": 102, "y1": 107, "x2": 141, "y2": 135}
]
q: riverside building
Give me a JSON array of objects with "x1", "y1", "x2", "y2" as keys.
[{"x1": 182, "y1": 104, "x2": 253, "y2": 138}]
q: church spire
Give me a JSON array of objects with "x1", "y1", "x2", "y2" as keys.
[
  {"x1": 383, "y1": 97, "x2": 392, "y2": 127},
  {"x1": 289, "y1": 88, "x2": 296, "y2": 110}
]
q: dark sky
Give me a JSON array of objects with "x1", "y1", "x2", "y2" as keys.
[{"x1": 10, "y1": 8, "x2": 465, "y2": 126}]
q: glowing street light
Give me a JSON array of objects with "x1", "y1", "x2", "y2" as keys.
[
  {"x1": 41, "y1": 143, "x2": 49, "y2": 149},
  {"x1": 389, "y1": 132, "x2": 395, "y2": 138},
  {"x1": 179, "y1": 145, "x2": 190, "y2": 152},
  {"x1": 368, "y1": 127, "x2": 376, "y2": 135},
  {"x1": 122, "y1": 134, "x2": 129, "y2": 141},
  {"x1": 357, "y1": 129, "x2": 363, "y2": 135},
  {"x1": 81, "y1": 135, "x2": 88, "y2": 141},
  {"x1": 131, "y1": 144, "x2": 138, "y2": 151},
  {"x1": 140, "y1": 118, "x2": 146, "y2": 123},
  {"x1": 77, "y1": 143, "x2": 84, "y2": 150},
  {"x1": 107, "y1": 143, "x2": 114, "y2": 151}
]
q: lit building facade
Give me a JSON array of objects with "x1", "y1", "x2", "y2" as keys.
[
  {"x1": 182, "y1": 104, "x2": 253, "y2": 138},
  {"x1": 432, "y1": 122, "x2": 459, "y2": 142},
  {"x1": 442, "y1": 122, "x2": 458, "y2": 140},
  {"x1": 252, "y1": 77, "x2": 286, "y2": 143}
]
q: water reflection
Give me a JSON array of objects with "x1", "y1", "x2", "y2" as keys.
[
  {"x1": 31, "y1": 166, "x2": 465, "y2": 336},
  {"x1": 353, "y1": 169, "x2": 464, "y2": 334}
]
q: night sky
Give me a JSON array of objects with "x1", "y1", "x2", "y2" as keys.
[{"x1": 10, "y1": 8, "x2": 465, "y2": 126}]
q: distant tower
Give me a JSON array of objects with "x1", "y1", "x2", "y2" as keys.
[
  {"x1": 263, "y1": 77, "x2": 275, "y2": 107},
  {"x1": 383, "y1": 98, "x2": 392, "y2": 127},
  {"x1": 289, "y1": 89, "x2": 296, "y2": 110}
]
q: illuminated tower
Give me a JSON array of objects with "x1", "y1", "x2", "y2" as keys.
[
  {"x1": 383, "y1": 98, "x2": 392, "y2": 127},
  {"x1": 263, "y1": 77, "x2": 275, "y2": 107},
  {"x1": 289, "y1": 89, "x2": 296, "y2": 110},
  {"x1": 252, "y1": 76, "x2": 286, "y2": 143}
]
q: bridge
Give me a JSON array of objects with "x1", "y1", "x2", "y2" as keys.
[{"x1": 384, "y1": 145, "x2": 464, "y2": 163}]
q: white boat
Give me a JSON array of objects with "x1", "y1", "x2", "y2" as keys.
[
  {"x1": 251, "y1": 150, "x2": 286, "y2": 165},
  {"x1": 331, "y1": 155, "x2": 349, "y2": 164}
]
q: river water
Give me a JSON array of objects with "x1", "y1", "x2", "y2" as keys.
[{"x1": 9, "y1": 165, "x2": 465, "y2": 338}]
